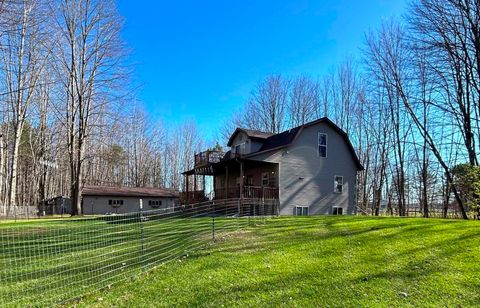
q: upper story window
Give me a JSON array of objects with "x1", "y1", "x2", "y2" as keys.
[
  {"x1": 235, "y1": 143, "x2": 244, "y2": 155},
  {"x1": 318, "y1": 133, "x2": 327, "y2": 157},
  {"x1": 334, "y1": 175, "x2": 343, "y2": 193}
]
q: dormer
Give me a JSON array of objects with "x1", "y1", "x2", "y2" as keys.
[{"x1": 227, "y1": 128, "x2": 273, "y2": 156}]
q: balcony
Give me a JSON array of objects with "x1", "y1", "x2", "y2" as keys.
[{"x1": 194, "y1": 150, "x2": 224, "y2": 168}]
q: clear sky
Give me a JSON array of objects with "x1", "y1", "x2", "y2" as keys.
[{"x1": 117, "y1": 0, "x2": 408, "y2": 141}]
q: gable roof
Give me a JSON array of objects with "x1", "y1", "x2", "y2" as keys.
[
  {"x1": 82, "y1": 186, "x2": 179, "y2": 198},
  {"x1": 227, "y1": 128, "x2": 274, "y2": 146},
  {"x1": 241, "y1": 117, "x2": 364, "y2": 170}
]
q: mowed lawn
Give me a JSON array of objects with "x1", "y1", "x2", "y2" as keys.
[
  {"x1": 75, "y1": 216, "x2": 480, "y2": 307},
  {"x1": 0, "y1": 214, "x2": 245, "y2": 307}
]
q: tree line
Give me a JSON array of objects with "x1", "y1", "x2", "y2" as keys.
[
  {"x1": 221, "y1": 0, "x2": 480, "y2": 219},
  {"x1": 0, "y1": 0, "x2": 204, "y2": 216},
  {"x1": 1, "y1": 0, "x2": 479, "y2": 219}
]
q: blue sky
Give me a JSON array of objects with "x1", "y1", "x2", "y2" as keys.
[{"x1": 118, "y1": 0, "x2": 408, "y2": 141}]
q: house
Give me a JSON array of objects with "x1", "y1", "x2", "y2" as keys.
[
  {"x1": 182, "y1": 117, "x2": 363, "y2": 215},
  {"x1": 82, "y1": 186, "x2": 179, "y2": 215}
]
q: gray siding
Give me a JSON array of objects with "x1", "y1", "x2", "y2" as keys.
[
  {"x1": 82, "y1": 196, "x2": 177, "y2": 215},
  {"x1": 249, "y1": 122, "x2": 357, "y2": 215},
  {"x1": 231, "y1": 132, "x2": 266, "y2": 155},
  {"x1": 230, "y1": 132, "x2": 249, "y2": 154}
]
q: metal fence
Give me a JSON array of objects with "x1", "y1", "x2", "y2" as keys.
[
  {"x1": 0, "y1": 206, "x2": 39, "y2": 220},
  {"x1": 0, "y1": 199, "x2": 273, "y2": 307}
]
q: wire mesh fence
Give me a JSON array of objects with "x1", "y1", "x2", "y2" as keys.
[{"x1": 0, "y1": 199, "x2": 276, "y2": 307}]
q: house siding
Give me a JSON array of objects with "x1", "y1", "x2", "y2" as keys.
[
  {"x1": 82, "y1": 196, "x2": 177, "y2": 215},
  {"x1": 249, "y1": 122, "x2": 357, "y2": 215},
  {"x1": 230, "y1": 132, "x2": 249, "y2": 154}
]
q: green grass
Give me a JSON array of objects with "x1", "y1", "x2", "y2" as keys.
[
  {"x1": 74, "y1": 216, "x2": 480, "y2": 307},
  {"x1": 0, "y1": 212, "x2": 247, "y2": 307}
]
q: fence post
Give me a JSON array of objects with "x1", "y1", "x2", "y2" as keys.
[{"x1": 139, "y1": 199, "x2": 145, "y2": 268}]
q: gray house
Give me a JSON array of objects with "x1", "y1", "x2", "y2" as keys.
[
  {"x1": 182, "y1": 117, "x2": 363, "y2": 216},
  {"x1": 82, "y1": 186, "x2": 179, "y2": 215}
]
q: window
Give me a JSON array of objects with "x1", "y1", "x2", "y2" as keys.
[
  {"x1": 334, "y1": 176, "x2": 343, "y2": 193},
  {"x1": 148, "y1": 200, "x2": 162, "y2": 208},
  {"x1": 235, "y1": 143, "x2": 244, "y2": 155},
  {"x1": 295, "y1": 206, "x2": 309, "y2": 216},
  {"x1": 109, "y1": 199, "x2": 124, "y2": 208},
  {"x1": 318, "y1": 133, "x2": 327, "y2": 157},
  {"x1": 332, "y1": 207, "x2": 343, "y2": 215},
  {"x1": 261, "y1": 172, "x2": 269, "y2": 186}
]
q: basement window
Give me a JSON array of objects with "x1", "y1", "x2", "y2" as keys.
[
  {"x1": 295, "y1": 206, "x2": 309, "y2": 216},
  {"x1": 318, "y1": 133, "x2": 327, "y2": 157},
  {"x1": 332, "y1": 206, "x2": 343, "y2": 215}
]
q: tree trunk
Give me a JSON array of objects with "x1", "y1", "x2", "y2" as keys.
[{"x1": 7, "y1": 123, "x2": 23, "y2": 213}]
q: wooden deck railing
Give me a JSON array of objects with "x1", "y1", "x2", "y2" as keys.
[
  {"x1": 214, "y1": 186, "x2": 279, "y2": 200},
  {"x1": 194, "y1": 150, "x2": 224, "y2": 167}
]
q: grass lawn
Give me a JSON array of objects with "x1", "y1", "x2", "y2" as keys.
[
  {"x1": 0, "y1": 213, "x2": 247, "y2": 307},
  {"x1": 75, "y1": 216, "x2": 480, "y2": 307}
]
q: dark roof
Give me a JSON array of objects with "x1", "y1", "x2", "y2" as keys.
[
  {"x1": 227, "y1": 128, "x2": 274, "y2": 146},
  {"x1": 257, "y1": 126, "x2": 302, "y2": 152},
  {"x1": 82, "y1": 186, "x2": 179, "y2": 198},
  {"x1": 243, "y1": 117, "x2": 364, "y2": 171}
]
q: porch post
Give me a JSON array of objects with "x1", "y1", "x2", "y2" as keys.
[
  {"x1": 211, "y1": 174, "x2": 214, "y2": 199},
  {"x1": 240, "y1": 161, "x2": 244, "y2": 200},
  {"x1": 225, "y1": 166, "x2": 229, "y2": 199},
  {"x1": 194, "y1": 174, "x2": 197, "y2": 192},
  {"x1": 185, "y1": 174, "x2": 189, "y2": 205}
]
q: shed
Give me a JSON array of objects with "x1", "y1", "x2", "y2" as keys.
[{"x1": 82, "y1": 186, "x2": 179, "y2": 215}]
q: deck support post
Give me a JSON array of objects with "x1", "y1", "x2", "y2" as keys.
[
  {"x1": 240, "y1": 161, "x2": 244, "y2": 215},
  {"x1": 225, "y1": 166, "x2": 229, "y2": 200},
  {"x1": 185, "y1": 174, "x2": 189, "y2": 205}
]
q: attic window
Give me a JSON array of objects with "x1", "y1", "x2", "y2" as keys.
[{"x1": 318, "y1": 133, "x2": 327, "y2": 158}]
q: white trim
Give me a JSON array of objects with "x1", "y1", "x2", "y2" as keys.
[
  {"x1": 334, "y1": 175, "x2": 343, "y2": 194},
  {"x1": 318, "y1": 132, "x2": 328, "y2": 158}
]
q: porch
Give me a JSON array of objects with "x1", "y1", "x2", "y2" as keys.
[{"x1": 181, "y1": 151, "x2": 279, "y2": 205}]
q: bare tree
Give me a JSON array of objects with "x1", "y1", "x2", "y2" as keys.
[
  {"x1": 365, "y1": 20, "x2": 469, "y2": 218},
  {"x1": 0, "y1": 0, "x2": 49, "y2": 212},
  {"x1": 245, "y1": 74, "x2": 289, "y2": 133},
  {"x1": 53, "y1": 0, "x2": 126, "y2": 215},
  {"x1": 288, "y1": 75, "x2": 319, "y2": 127}
]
